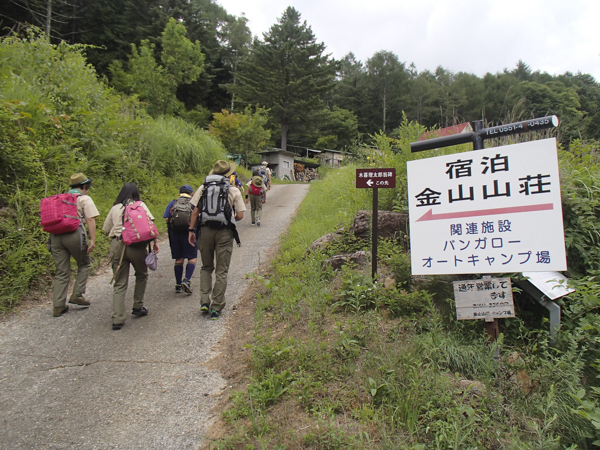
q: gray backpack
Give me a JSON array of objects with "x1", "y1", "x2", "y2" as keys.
[
  {"x1": 168, "y1": 196, "x2": 193, "y2": 233},
  {"x1": 199, "y1": 175, "x2": 232, "y2": 229}
]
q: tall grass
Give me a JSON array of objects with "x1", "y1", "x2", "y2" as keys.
[
  {"x1": 0, "y1": 32, "x2": 225, "y2": 309},
  {"x1": 215, "y1": 147, "x2": 598, "y2": 448}
]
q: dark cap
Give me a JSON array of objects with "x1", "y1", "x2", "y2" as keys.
[{"x1": 179, "y1": 185, "x2": 193, "y2": 194}]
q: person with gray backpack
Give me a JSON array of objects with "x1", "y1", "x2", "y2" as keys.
[
  {"x1": 163, "y1": 185, "x2": 197, "y2": 294},
  {"x1": 188, "y1": 161, "x2": 245, "y2": 320}
]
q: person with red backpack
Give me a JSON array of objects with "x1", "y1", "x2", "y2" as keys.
[
  {"x1": 102, "y1": 182, "x2": 159, "y2": 330},
  {"x1": 246, "y1": 175, "x2": 265, "y2": 227},
  {"x1": 163, "y1": 185, "x2": 197, "y2": 294},
  {"x1": 45, "y1": 173, "x2": 99, "y2": 317}
]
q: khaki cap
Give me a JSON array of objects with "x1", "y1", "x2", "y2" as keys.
[
  {"x1": 69, "y1": 173, "x2": 91, "y2": 186},
  {"x1": 209, "y1": 160, "x2": 236, "y2": 177},
  {"x1": 252, "y1": 176, "x2": 264, "y2": 188}
]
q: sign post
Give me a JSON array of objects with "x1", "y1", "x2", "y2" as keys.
[
  {"x1": 408, "y1": 116, "x2": 561, "y2": 343},
  {"x1": 356, "y1": 168, "x2": 396, "y2": 279}
]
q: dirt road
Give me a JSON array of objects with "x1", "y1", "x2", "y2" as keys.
[{"x1": 0, "y1": 183, "x2": 310, "y2": 449}]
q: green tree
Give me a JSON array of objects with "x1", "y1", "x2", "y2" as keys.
[
  {"x1": 332, "y1": 52, "x2": 369, "y2": 135},
  {"x1": 364, "y1": 50, "x2": 408, "y2": 133},
  {"x1": 230, "y1": 7, "x2": 335, "y2": 151},
  {"x1": 208, "y1": 106, "x2": 271, "y2": 166},
  {"x1": 221, "y1": 15, "x2": 252, "y2": 111},
  {"x1": 110, "y1": 18, "x2": 204, "y2": 117}
]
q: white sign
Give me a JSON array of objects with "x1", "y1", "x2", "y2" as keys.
[
  {"x1": 407, "y1": 138, "x2": 567, "y2": 275},
  {"x1": 453, "y1": 277, "x2": 515, "y2": 320},
  {"x1": 522, "y1": 271, "x2": 574, "y2": 300}
]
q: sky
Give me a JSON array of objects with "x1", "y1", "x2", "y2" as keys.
[{"x1": 217, "y1": 0, "x2": 600, "y2": 82}]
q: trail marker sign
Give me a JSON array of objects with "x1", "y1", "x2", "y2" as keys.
[
  {"x1": 356, "y1": 168, "x2": 396, "y2": 189},
  {"x1": 355, "y1": 167, "x2": 396, "y2": 279},
  {"x1": 407, "y1": 138, "x2": 566, "y2": 275}
]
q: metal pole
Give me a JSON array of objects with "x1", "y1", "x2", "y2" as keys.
[
  {"x1": 473, "y1": 120, "x2": 484, "y2": 150},
  {"x1": 372, "y1": 188, "x2": 378, "y2": 280}
]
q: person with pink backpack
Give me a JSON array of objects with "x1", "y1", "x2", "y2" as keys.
[
  {"x1": 43, "y1": 173, "x2": 99, "y2": 317},
  {"x1": 102, "y1": 182, "x2": 159, "y2": 330}
]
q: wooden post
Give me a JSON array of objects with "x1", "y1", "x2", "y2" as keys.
[{"x1": 372, "y1": 188, "x2": 378, "y2": 280}]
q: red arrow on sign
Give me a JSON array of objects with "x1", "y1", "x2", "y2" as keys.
[{"x1": 416, "y1": 203, "x2": 554, "y2": 222}]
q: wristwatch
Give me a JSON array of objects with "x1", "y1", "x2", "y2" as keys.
[{"x1": 188, "y1": 228, "x2": 195, "y2": 232}]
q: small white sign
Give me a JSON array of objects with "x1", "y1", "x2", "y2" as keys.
[
  {"x1": 407, "y1": 138, "x2": 567, "y2": 275},
  {"x1": 453, "y1": 277, "x2": 515, "y2": 321},
  {"x1": 522, "y1": 271, "x2": 574, "y2": 300}
]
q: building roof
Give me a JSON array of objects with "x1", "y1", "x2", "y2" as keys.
[
  {"x1": 419, "y1": 122, "x2": 473, "y2": 141},
  {"x1": 294, "y1": 159, "x2": 320, "y2": 169}
]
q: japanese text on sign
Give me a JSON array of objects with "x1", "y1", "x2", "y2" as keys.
[
  {"x1": 356, "y1": 168, "x2": 396, "y2": 189},
  {"x1": 407, "y1": 139, "x2": 567, "y2": 275},
  {"x1": 453, "y1": 278, "x2": 515, "y2": 320}
]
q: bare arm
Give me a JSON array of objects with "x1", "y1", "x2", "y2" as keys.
[
  {"x1": 86, "y1": 217, "x2": 96, "y2": 253},
  {"x1": 188, "y1": 205, "x2": 200, "y2": 246}
]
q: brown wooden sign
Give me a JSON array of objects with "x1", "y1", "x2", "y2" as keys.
[{"x1": 356, "y1": 168, "x2": 396, "y2": 188}]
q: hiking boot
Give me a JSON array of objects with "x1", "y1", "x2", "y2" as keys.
[
  {"x1": 53, "y1": 305, "x2": 68, "y2": 317},
  {"x1": 175, "y1": 284, "x2": 183, "y2": 294},
  {"x1": 200, "y1": 303, "x2": 209, "y2": 313},
  {"x1": 181, "y1": 279, "x2": 193, "y2": 295},
  {"x1": 210, "y1": 310, "x2": 220, "y2": 320},
  {"x1": 112, "y1": 323, "x2": 123, "y2": 331},
  {"x1": 69, "y1": 293, "x2": 90, "y2": 306},
  {"x1": 132, "y1": 306, "x2": 148, "y2": 317}
]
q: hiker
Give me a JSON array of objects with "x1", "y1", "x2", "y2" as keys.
[
  {"x1": 259, "y1": 168, "x2": 268, "y2": 204},
  {"x1": 246, "y1": 175, "x2": 265, "y2": 227},
  {"x1": 229, "y1": 171, "x2": 244, "y2": 194},
  {"x1": 48, "y1": 173, "x2": 99, "y2": 317},
  {"x1": 261, "y1": 161, "x2": 272, "y2": 190},
  {"x1": 188, "y1": 160, "x2": 245, "y2": 320},
  {"x1": 163, "y1": 185, "x2": 197, "y2": 294},
  {"x1": 102, "y1": 182, "x2": 159, "y2": 330}
]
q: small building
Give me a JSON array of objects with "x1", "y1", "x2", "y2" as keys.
[
  {"x1": 255, "y1": 149, "x2": 297, "y2": 180},
  {"x1": 320, "y1": 149, "x2": 347, "y2": 168},
  {"x1": 419, "y1": 122, "x2": 473, "y2": 141}
]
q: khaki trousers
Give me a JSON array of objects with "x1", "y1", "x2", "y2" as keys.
[
  {"x1": 50, "y1": 228, "x2": 90, "y2": 308},
  {"x1": 249, "y1": 194, "x2": 262, "y2": 223},
  {"x1": 199, "y1": 227, "x2": 234, "y2": 312},
  {"x1": 110, "y1": 239, "x2": 148, "y2": 324}
]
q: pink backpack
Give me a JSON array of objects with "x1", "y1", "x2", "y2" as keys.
[
  {"x1": 40, "y1": 193, "x2": 81, "y2": 234},
  {"x1": 121, "y1": 201, "x2": 158, "y2": 246}
]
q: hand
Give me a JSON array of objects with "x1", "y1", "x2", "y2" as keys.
[
  {"x1": 153, "y1": 241, "x2": 160, "y2": 254},
  {"x1": 87, "y1": 240, "x2": 95, "y2": 253},
  {"x1": 188, "y1": 232, "x2": 197, "y2": 246}
]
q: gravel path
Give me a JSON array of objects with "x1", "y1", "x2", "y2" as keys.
[{"x1": 0, "y1": 183, "x2": 310, "y2": 449}]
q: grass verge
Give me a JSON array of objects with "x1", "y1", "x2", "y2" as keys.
[{"x1": 206, "y1": 164, "x2": 594, "y2": 449}]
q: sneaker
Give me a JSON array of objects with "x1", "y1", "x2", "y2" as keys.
[
  {"x1": 175, "y1": 284, "x2": 183, "y2": 294},
  {"x1": 112, "y1": 323, "x2": 123, "y2": 331},
  {"x1": 69, "y1": 293, "x2": 90, "y2": 306},
  {"x1": 200, "y1": 303, "x2": 209, "y2": 313},
  {"x1": 256, "y1": 220, "x2": 261, "y2": 227},
  {"x1": 181, "y1": 279, "x2": 193, "y2": 295},
  {"x1": 132, "y1": 307, "x2": 148, "y2": 317},
  {"x1": 251, "y1": 222, "x2": 255, "y2": 226},
  {"x1": 210, "y1": 310, "x2": 220, "y2": 320},
  {"x1": 53, "y1": 305, "x2": 68, "y2": 317}
]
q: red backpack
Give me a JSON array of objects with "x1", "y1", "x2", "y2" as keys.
[
  {"x1": 40, "y1": 193, "x2": 81, "y2": 234},
  {"x1": 248, "y1": 183, "x2": 262, "y2": 196},
  {"x1": 121, "y1": 201, "x2": 159, "y2": 246}
]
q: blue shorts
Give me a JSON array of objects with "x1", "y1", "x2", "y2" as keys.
[{"x1": 169, "y1": 230, "x2": 198, "y2": 260}]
